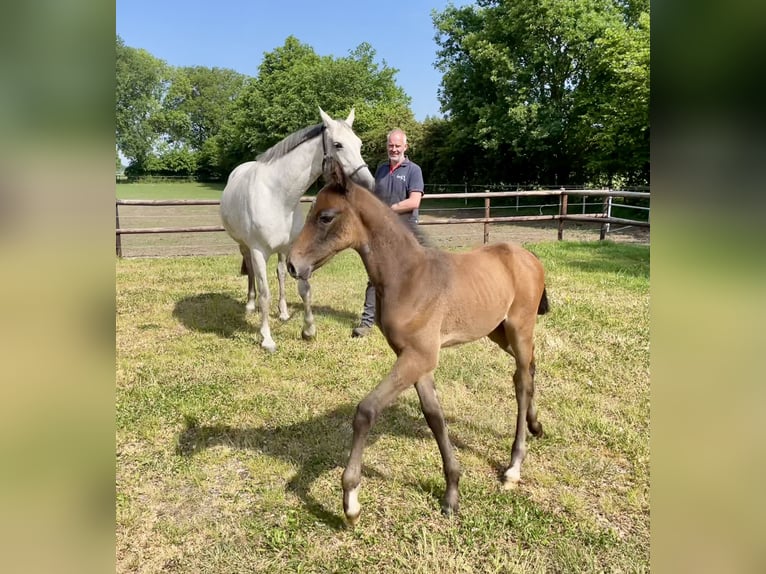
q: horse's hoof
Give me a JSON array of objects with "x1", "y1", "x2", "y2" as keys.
[
  {"x1": 245, "y1": 304, "x2": 256, "y2": 314},
  {"x1": 343, "y1": 485, "x2": 361, "y2": 526},
  {"x1": 529, "y1": 422, "x2": 543, "y2": 438},
  {"x1": 502, "y1": 467, "x2": 521, "y2": 490},
  {"x1": 279, "y1": 313, "x2": 291, "y2": 322},
  {"x1": 441, "y1": 504, "x2": 458, "y2": 518},
  {"x1": 301, "y1": 328, "x2": 316, "y2": 341},
  {"x1": 261, "y1": 342, "x2": 277, "y2": 353}
]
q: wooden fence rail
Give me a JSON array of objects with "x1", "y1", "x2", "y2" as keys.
[{"x1": 116, "y1": 189, "x2": 649, "y2": 257}]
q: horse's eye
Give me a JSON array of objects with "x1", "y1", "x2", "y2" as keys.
[
  {"x1": 318, "y1": 213, "x2": 334, "y2": 225},
  {"x1": 333, "y1": 142, "x2": 343, "y2": 149}
]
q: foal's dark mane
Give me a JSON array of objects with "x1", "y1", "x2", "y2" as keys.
[
  {"x1": 343, "y1": 177, "x2": 431, "y2": 248},
  {"x1": 256, "y1": 124, "x2": 324, "y2": 164}
]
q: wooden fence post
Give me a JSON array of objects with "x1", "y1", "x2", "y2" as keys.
[
  {"x1": 116, "y1": 202, "x2": 123, "y2": 257},
  {"x1": 484, "y1": 195, "x2": 490, "y2": 244},
  {"x1": 600, "y1": 194, "x2": 612, "y2": 240},
  {"x1": 557, "y1": 188, "x2": 567, "y2": 241}
]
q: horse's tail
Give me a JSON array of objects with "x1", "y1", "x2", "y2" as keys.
[
  {"x1": 538, "y1": 287, "x2": 550, "y2": 315},
  {"x1": 240, "y1": 256, "x2": 248, "y2": 276}
]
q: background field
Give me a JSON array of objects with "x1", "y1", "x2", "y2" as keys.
[
  {"x1": 115, "y1": 182, "x2": 650, "y2": 257},
  {"x1": 116, "y1": 240, "x2": 649, "y2": 573}
]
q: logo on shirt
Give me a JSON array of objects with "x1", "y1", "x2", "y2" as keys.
[{"x1": 395, "y1": 174, "x2": 406, "y2": 182}]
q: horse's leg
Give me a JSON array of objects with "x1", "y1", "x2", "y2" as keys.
[
  {"x1": 526, "y1": 350, "x2": 543, "y2": 438},
  {"x1": 297, "y1": 277, "x2": 316, "y2": 340},
  {"x1": 415, "y1": 372, "x2": 460, "y2": 516},
  {"x1": 249, "y1": 248, "x2": 276, "y2": 352},
  {"x1": 342, "y1": 350, "x2": 430, "y2": 526},
  {"x1": 504, "y1": 321, "x2": 538, "y2": 489},
  {"x1": 287, "y1": 210, "x2": 315, "y2": 339},
  {"x1": 488, "y1": 321, "x2": 541, "y2": 489},
  {"x1": 239, "y1": 244, "x2": 256, "y2": 313},
  {"x1": 276, "y1": 252, "x2": 290, "y2": 321}
]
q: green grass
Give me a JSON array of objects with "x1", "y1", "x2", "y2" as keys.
[
  {"x1": 116, "y1": 241, "x2": 649, "y2": 573},
  {"x1": 116, "y1": 181, "x2": 225, "y2": 200}
]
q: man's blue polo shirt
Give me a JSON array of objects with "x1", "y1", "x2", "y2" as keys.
[{"x1": 373, "y1": 158, "x2": 425, "y2": 224}]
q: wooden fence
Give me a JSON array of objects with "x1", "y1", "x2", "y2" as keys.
[{"x1": 116, "y1": 189, "x2": 649, "y2": 257}]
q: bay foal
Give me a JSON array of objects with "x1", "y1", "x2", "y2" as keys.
[{"x1": 287, "y1": 164, "x2": 549, "y2": 525}]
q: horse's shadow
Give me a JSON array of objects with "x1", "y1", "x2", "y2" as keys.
[
  {"x1": 172, "y1": 293, "x2": 359, "y2": 338},
  {"x1": 172, "y1": 293, "x2": 248, "y2": 337},
  {"x1": 286, "y1": 302, "x2": 359, "y2": 326},
  {"x1": 176, "y1": 402, "x2": 496, "y2": 529}
]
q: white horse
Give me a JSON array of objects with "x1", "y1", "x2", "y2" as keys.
[{"x1": 220, "y1": 108, "x2": 375, "y2": 352}]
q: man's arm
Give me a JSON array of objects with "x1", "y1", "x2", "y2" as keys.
[
  {"x1": 391, "y1": 191, "x2": 423, "y2": 213},
  {"x1": 391, "y1": 163, "x2": 424, "y2": 214}
]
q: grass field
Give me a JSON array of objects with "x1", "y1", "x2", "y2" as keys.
[
  {"x1": 116, "y1": 181, "x2": 225, "y2": 200},
  {"x1": 116, "y1": 240, "x2": 649, "y2": 572}
]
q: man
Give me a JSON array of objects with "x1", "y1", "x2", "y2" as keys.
[{"x1": 352, "y1": 128, "x2": 424, "y2": 337}]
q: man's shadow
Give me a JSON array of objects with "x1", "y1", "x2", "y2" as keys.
[{"x1": 176, "y1": 402, "x2": 495, "y2": 529}]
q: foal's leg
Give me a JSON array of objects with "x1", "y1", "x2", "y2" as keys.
[
  {"x1": 276, "y1": 252, "x2": 290, "y2": 321},
  {"x1": 296, "y1": 277, "x2": 316, "y2": 340},
  {"x1": 248, "y1": 248, "x2": 276, "y2": 352},
  {"x1": 239, "y1": 244, "x2": 256, "y2": 313},
  {"x1": 489, "y1": 326, "x2": 543, "y2": 439},
  {"x1": 415, "y1": 372, "x2": 461, "y2": 516},
  {"x1": 526, "y1": 351, "x2": 543, "y2": 438},
  {"x1": 503, "y1": 324, "x2": 537, "y2": 489},
  {"x1": 342, "y1": 350, "x2": 430, "y2": 526},
  {"x1": 488, "y1": 321, "x2": 541, "y2": 488}
]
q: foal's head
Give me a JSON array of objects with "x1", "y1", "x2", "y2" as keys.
[{"x1": 287, "y1": 162, "x2": 366, "y2": 281}]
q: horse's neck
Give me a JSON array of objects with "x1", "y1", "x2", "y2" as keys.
[
  {"x1": 354, "y1": 190, "x2": 424, "y2": 288},
  {"x1": 267, "y1": 138, "x2": 323, "y2": 205}
]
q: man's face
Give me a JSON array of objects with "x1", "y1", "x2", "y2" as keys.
[{"x1": 387, "y1": 133, "x2": 407, "y2": 164}]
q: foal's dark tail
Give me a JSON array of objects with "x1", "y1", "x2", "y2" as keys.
[
  {"x1": 240, "y1": 256, "x2": 248, "y2": 275},
  {"x1": 538, "y1": 287, "x2": 550, "y2": 315}
]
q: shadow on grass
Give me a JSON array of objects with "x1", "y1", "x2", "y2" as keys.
[
  {"x1": 173, "y1": 293, "x2": 360, "y2": 338},
  {"x1": 286, "y1": 302, "x2": 359, "y2": 325},
  {"x1": 176, "y1": 402, "x2": 495, "y2": 529},
  {"x1": 173, "y1": 293, "x2": 249, "y2": 338}
]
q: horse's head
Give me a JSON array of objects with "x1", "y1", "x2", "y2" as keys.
[
  {"x1": 287, "y1": 161, "x2": 363, "y2": 281},
  {"x1": 319, "y1": 107, "x2": 376, "y2": 190}
]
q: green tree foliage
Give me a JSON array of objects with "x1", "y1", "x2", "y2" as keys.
[
  {"x1": 219, "y1": 37, "x2": 416, "y2": 173},
  {"x1": 431, "y1": 0, "x2": 649, "y2": 185},
  {"x1": 116, "y1": 7, "x2": 649, "y2": 186},
  {"x1": 573, "y1": 6, "x2": 650, "y2": 185},
  {"x1": 115, "y1": 35, "x2": 169, "y2": 171},
  {"x1": 160, "y1": 66, "x2": 247, "y2": 178}
]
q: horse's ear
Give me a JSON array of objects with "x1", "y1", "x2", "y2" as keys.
[
  {"x1": 318, "y1": 107, "x2": 331, "y2": 127},
  {"x1": 346, "y1": 107, "x2": 355, "y2": 127}
]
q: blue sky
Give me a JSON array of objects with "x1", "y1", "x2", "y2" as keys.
[{"x1": 116, "y1": 0, "x2": 472, "y2": 121}]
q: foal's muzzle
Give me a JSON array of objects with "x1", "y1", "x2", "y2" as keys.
[{"x1": 286, "y1": 259, "x2": 311, "y2": 281}]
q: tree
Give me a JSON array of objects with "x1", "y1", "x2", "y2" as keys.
[
  {"x1": 219, "y1": 37, "x2": 416, "y2": 172},
  {"x1": 573, "y1": 8, "x2": 650, "y2": 185},
  {"x1": 115, "y1": 35, "x2": 169, "y2": 171},
  {"x1": 160, "y1": 66, "x2": 247, "y2": 178},
  {"x1": 433, "y1": 0, "x2": 650, "y2": 185}
]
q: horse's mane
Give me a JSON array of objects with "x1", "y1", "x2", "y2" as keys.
[
  {"x1": 327, "y1": 157, "x2": 432, "y2": 248},
  {"x1": 256, "y1": 124, "x2": 324, "y2": 164}
]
